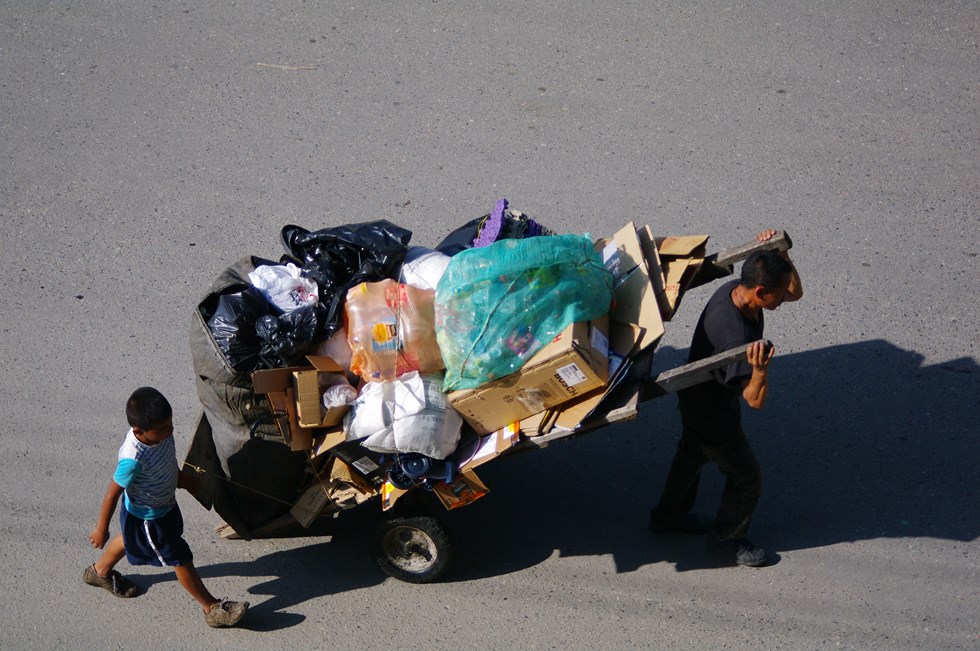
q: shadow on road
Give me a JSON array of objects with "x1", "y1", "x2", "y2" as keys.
[
  {"x1": 128, "y1": 509, "x2": 384, "y2": 631},
  {"x1": 149, "y1": 338, "x2": 978, "y2": 606},
  {"x1": 443, "y1": 339, "x2": 979, "y2": 577}
]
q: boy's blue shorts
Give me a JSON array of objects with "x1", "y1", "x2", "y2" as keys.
[{"x1": 120, "y1": 504, "x2": 193, "y2": 567}]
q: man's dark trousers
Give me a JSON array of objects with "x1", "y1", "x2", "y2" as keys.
[{"x1": 655, "y1": 413, "x2": 762, "y2": 539}]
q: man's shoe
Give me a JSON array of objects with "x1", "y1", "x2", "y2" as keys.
[
  {"x1": 205, "y1": 599, "x2": 249, "y2": 628},
  {"x1": 648, "y1": 511, "x2": 711, "y2": 535},
  {"x1": 708, "y1": 536, "x2": 767, "y2": 567}
]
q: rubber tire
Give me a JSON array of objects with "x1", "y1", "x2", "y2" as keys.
[{"x1": 372, "y1": 515, "x2": 452, "y2": 584}]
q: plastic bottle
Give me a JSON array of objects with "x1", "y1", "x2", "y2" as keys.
[{"x1": 345, "y1": 280, "x2": 444, "y2": 381}]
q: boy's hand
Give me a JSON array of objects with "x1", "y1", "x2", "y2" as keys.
[{"x1": 89, "y1": 527, "x2": 109, "y2": 550}]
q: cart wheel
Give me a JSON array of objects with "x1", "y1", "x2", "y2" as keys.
[{"x1": 373, "y1": 516, "x2": 452, "y2": 584}]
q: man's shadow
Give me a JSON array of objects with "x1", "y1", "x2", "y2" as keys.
[
  {"x1": 132, "y1": 340, "x2": 978, "y2": 610},
  {"x1": 442, "y1": 340, "x2": 979, "y2": 576}
]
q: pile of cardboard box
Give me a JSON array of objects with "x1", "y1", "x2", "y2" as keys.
[{"x1": 249, "y1": 221, "x2": 709, "y2": 524}]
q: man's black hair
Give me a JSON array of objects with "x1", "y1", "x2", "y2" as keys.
[
  {"x1": 126, "y1": 387, "x2": 173, "y2": 431},
  {"x1": 740, "y1": 250, "x2": 793, "y2": 291}
]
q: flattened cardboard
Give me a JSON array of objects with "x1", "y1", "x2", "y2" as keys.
[
  {"x1": 329, "y1": 457, "x2": 380, "y2": 496},
  {"x1": 461, "y1": 423, "x2": 520, "y2": 469},
  {"x1": 310, "y1": 428, "x2": 346, "y2": 459},
  {"x1": 447, "y1": 318, "x2": 609, "y2": 435},
  {"x1": 596, "y1": 222, "x2": 665, "y2": 350},
  {"x1": 433, "y1": 469, "x2": 489, "y2": 510},
  {"x1": 381, "y1": 481, "x2": 410, "y2": 511},
  {"x1": 291, "y1": 481, "x2": 332, "y2": 527},
  {"x1": 519, "y1": 411, "x2": 548, "y2": 437},
  {"x1": 637, "y1": 225, "x2": 671, "y2": 320},
  {"x1": 655, "y1": 234, "x2": 709, "y2": 318}
]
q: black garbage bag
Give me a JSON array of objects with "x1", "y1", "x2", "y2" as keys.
[
  {"x1": 281, "y1": 220, "x2": 412, "y2": 340},
  {"x1": 206, "y1": 286, "x2": 278, "y2": 375},
  {"x1": 255, "y1": 303, "x2": 319, "y2": 368}
]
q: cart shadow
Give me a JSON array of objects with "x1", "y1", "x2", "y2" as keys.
[
  {"x1": 444, "y1": 339, "x2": 979, "y2": 578},
  {"x1": 129, "y1": 509, "x2": 385, "y2": 631}
]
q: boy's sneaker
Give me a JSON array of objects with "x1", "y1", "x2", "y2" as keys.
[
  {"x1": 708, "y1": 535, "x2": 767, "y2": 567},
  {"x1": 83, "y1": 564, "x2": 138, "y2": 598},
  {"x1": 648, "y1": 511, "x2": 711, "y2": 535},
  {"x1": 205, "y1": 599, "x2": 249, "y2": 628}
]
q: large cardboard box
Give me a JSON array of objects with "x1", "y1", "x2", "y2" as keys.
[{"x1": 447, "y1": 318, "x2": 609, "y2": 435}]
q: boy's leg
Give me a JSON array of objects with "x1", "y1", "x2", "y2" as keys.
[
  {"x1": 173, "y1": 563, "x2": 219, "y2": 613},
  {"x1": 175, "y1": 563, "x2": 250, "y2": 628},
  {"x1": 84, "y1": 533, "x2": 138, "y2": 598},
  {"x1": 93, "y1": 534, "x2": 126, "y2": 577}
]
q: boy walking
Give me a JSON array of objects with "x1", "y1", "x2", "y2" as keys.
[{"x1": 85, "y1": 387, "x2": 249, "y2": 628}]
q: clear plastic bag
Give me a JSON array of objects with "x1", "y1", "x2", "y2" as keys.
[
  {"x1": 345, "y1": 279, "x2": 444, "y2": 381},
  {"x1": 435, "y1": 233, "x2": 613, "y2": 391}
]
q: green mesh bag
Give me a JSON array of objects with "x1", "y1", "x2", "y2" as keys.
[{"x1": 435, "y1": 234, "x2": 613, "y2": 391}]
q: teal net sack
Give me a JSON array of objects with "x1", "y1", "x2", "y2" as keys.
[{"x1": 435, "y1": 234, "x2": 613, "y2": 392}]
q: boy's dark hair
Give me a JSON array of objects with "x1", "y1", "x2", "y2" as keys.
[
  {"x1": 126, "y1": 387, "x2": 173, "y2": 431},
  {"x1": 740, "y1": 250, "x2": 793, "y2": 292}
]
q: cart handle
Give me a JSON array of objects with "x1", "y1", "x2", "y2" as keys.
[
  {"x1": 249, "y1": 410, "x2": 288, "y2": 440},
  {"x1": 646, "y1": 339, "x2": 773, "y2": 398}
]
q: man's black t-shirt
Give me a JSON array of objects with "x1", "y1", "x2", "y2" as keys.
[{"x1": 678, "y1": 279, "x2": 764, "y2": 437}]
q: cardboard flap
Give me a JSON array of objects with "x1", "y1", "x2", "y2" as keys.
[
  {"x1": 306, "y1": 355, "x2": 345, "y2": 373},
  {"x1": 597, "y1": 223, "x2": 665, "y2": 350},
  {"x1": 251, "y1": 367, "x2": 297, "y2": 395},
  {"x1": 656, "y1": 234, "x2": 709, "y2": 257}
]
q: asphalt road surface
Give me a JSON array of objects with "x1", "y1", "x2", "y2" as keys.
[{"x1": 1, "y1": 1, "x2": 977, "y2": 649}]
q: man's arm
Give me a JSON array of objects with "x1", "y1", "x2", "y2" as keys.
[
  {"x1": 89, "y1": 481, "x2": 124, "y2": 550},
  {"x1": 741, "y1": 340, "x2": 775, "y2": 409},
  {"x1": 757, "y1": 229, "x2": 803, "y2": 302}
]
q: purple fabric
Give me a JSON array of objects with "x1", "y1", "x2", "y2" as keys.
[{"x1": 472, "y1": 198, "x2": 508, "y2": 248}]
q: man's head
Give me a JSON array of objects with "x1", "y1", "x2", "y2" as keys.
[
  {"x1": 126, "y1": 387, "x2": 174, "y2": 444},
  {"x1": 740, "y1": 250, "x2": 793, "y2": 310}
]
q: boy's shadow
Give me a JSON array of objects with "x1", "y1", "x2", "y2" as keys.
[{"x1": 130, "y1": 509, "x2": 385, "y2": 631}]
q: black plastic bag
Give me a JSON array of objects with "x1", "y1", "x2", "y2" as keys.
[
  {"x1": 255, "y1": 303, "x2": 319, "y2": 368},
  {"x1": 280, "y1": 220, "x2": 413, "y2": 340},
  {"x1": 206, "y1": 287, "x2": 277, "y2": 375}
]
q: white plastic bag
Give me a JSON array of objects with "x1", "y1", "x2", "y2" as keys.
[
  {"x1": 343, "y1": 372, "x2": 462, "y2": 459},
  {"x1": 248, "y1": 263, "x2": 319, "y2": 313},
  {"x1": 400, "y1": 246, "x2": 451, "y2": 292},
  {"x1": 319, "y1": 372, "x2": 358, "y2": 408}
]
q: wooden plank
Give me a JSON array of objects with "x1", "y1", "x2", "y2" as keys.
[
  {"x1": 710, "y1": 230, "x2": 792, "y2": 268},
  {"x1": 645, "y1": 340, "x2": 771, "y2": 398},
  {"x1": 689, "y1": 230, "x2": 793, "y2": 289}
]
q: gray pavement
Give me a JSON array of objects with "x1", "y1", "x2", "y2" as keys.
[{"x1": 1, "y1": 1, "x2": 977, "y2": 649}]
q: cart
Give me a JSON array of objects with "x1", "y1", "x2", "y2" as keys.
[{"x1": 183, "y1": 231, "x2": 792, "y2": 584}]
